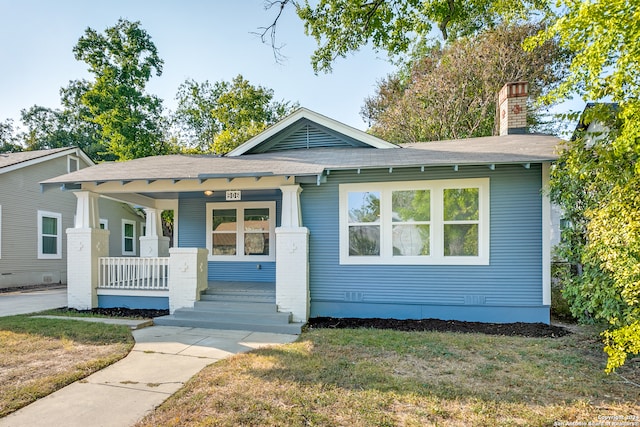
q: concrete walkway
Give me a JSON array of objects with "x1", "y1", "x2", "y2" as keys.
[
  {"x1": 0, "y1": 325, "x2": 298, "y2": 427},
  {"x1": 0, "y1": 287, "x2": 67, "y2": 316}
]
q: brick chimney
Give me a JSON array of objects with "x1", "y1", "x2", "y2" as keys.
[{"x1": 498, "y1": 82, "x2": 528, "y2": 135}]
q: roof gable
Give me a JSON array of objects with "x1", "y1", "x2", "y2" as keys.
[
  {"x1": 0, "y1": 147, "x2": 94, "y2": 175},
  {"x1": 226, "y1": 108, "x2": 398, "y2": 156}
]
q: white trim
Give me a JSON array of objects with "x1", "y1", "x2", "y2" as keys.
[
  {"x1": 227, "y1": 108, "x2": 398, "y2": 156},
  {"x1": 81, "y1": 175, "x2": 294, "y2": 195},
  {"x1": 206, "y1": 201, "x2": 276, "y2": 262},
  {"x1": 99, "y1": 218, "x2": 108, "y2": 230},
  {"x1": 339, "y1": 178, "x2": 490, "y2": 265},
  {"x1": 542, "y1": 162, "x2": 551, "y2": 306},
  {"x1": 122, "y1": 219, "x2": 137, "y2": 255},
  {"x1": 96, "y1": 289, "x2": 168, "y2": 297},
  {"x1": 37, "y1": 210, "x2": 62, "y2": 259}
]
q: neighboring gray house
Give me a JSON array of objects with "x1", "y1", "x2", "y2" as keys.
[
  {"x1": 44, "y1": 82, "x2": 562, "y2": 333},
  {"x1": 0, "y1": 147, "x2": 145, "y2": 289}
]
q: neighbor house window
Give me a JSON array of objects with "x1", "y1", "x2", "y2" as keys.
[
  {"x1": 122, "y1": 219, "x2": 136, "y2": 255},
  {"x1": 206, "y1": 202, "x2": 275, "y2": 261},
  {"x1": 340, "y1": 178, "x2": 489, "y2": 265},
  {"x1": 68, "y1": 155, "x2": 79, "y2": 173},
  {"x1": 38, "y1": 210, "x2": 62, "y2": 259}
]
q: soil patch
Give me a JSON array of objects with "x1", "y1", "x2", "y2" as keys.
[
  {"x1": 58, "y1": 307, "x2": 571, "y2": 338},
  {"x1": 306, "y1": 317, "x2": 570, "y2": 338},
  {"x1": 57, "y1": 307, "x2": 170, "y2": 319}
]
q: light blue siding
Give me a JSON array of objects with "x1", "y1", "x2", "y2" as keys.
[
  {"x1": 99, "y1": 295, "x2": 169, "y2": 310},
  {"x1": 301, "y1": 164, "x2": 548, "y2": 323},
  {"x1": 177, "y1": 190, "x2": 280, "y2": 283}
]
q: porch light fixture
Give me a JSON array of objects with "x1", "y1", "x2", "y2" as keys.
[{"x1": 204, "y1": 190, "x2": 214, "y2": 197}]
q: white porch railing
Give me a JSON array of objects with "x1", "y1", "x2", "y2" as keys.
[{"x1": 98, "y1": 257, "x2": 169, "y2": 290}]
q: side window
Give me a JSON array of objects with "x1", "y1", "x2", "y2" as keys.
[
  {"x1": 443, "y1": 188, "x2": 480, "y2": 257},
  {"x1": 38, "y1": 211, "x2": 62, "y2": 259},
  {"x1": 347, "y1": 191, "x2": 380, "y2": 256},
  {"x1": 68, "y1": 155, "x2": 79, "y2": 173},
  {"x1": 340, "y1": 179, "x2": 489, "y2": 265},
  {"x1": 122, "y1": 219, "x2": 136, "y2": 255}
]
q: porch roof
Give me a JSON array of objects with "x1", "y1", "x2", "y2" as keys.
[{"x1": 42, "y1": 133, "x2": 562, "y2": 187}]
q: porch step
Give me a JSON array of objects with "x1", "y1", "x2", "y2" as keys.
[
  {"x1": 152, "y1": 316, "x2": 304, "y2": 335},
  {"x1": 153, "y1": 282, "x2": 304, "y2": 334}
]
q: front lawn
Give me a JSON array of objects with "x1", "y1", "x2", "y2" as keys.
[
  {"x1": 0, "y1": 315, "x2": 133, "y2": 417},
  {"x1": 136, "y1": 325, "x2": 639, "y2": 426}
]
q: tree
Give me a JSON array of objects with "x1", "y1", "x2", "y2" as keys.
[
  {"x1": 59, "y1": 80, "x2": 109, "y2": 160},
  {"x1": 0, "y1": 119, "x2": 22, "y2": 153},
  {"x1": 263, "y1": 0, "x2": 552, "y2": 73},
  {"x1": 527, "y1": 1, "x2": 640, "y2": 371},
  {"x1": 73, "y1": 19, "x2": 170, "y2": 160},
  {"x1": 362, "y1": 23, "x2": 571, "y2": 142},
  {"x1": 173, "y1": 75, "x2": 297, "y2": 154}
]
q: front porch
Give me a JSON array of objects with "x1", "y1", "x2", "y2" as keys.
[{"x1": 65, "y1": 182, "x2": 310, "y2": 332}]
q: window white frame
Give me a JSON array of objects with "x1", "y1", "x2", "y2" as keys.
[
  {"x1": 67, "y1": 155, "x2": 79, "y2": 173},
  {"x1": 206, "y1": 201, "x2": 276, "y2": 262},
  {"x1": 99, "y1": 218, "x2": 108, "y2": 230},
  {"x1": 37, "y1": 210, "x2": 62, "y2": 259},
  {"x1": 122, "y1": 219, "x2": 136, "y2": 255},
  {"x1": 339, "y1": 178, "x2": 490, "y2": 265}
]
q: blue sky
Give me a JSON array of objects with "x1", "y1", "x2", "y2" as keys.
[
  {"x1": 0, "y1": 1, "x2": 395, "y2": 131},
  {"x1": 0, "y1": 1, "x2": 583, "y2": 135}
]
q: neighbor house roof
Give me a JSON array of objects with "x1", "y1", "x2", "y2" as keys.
[
  {"x1": 0, "y1": 147, "x2": 93, "y2": 175},
  {"x1": 42, "y1": 133, "x2": 561, "y2": 187}
]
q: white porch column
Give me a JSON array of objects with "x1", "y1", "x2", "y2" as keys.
[
  {"x1": 168, "y1": 248, "x2": 209, "y2": 313},
  {"x1": 140, "y1": 207, "x2": 170, "y2": 257},
  {"x1": 67, "y1": 191, "x2": 109, "y2": 309},
  {"x1": 276, "y1": 184, "x2": 310, "y2": 322}
]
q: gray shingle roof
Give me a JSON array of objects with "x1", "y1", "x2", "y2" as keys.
[
  {"x1": 0, "y1": 147, "x2": 73, "y2": 170},
  {"x1": 42, "y1": 134, "x2": 562, "y2": 186}
]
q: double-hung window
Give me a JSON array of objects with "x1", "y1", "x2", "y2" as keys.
[
  {"x1": 340, "y1": 178, "x2": 489, "y2": 265},
  {"x1": 122, "y1": 219, "x2": 136, "y2": 255},
  {"x1": 206, "y1": 202, "x2": 275, "y2": 261},
  {"x1": 38, "y1": 210, "x2": 62, "y2": 259}
]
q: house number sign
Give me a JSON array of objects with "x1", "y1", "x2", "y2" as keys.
[{"x1": 226, "y1": 190, "x2": 241, "y2": 201}]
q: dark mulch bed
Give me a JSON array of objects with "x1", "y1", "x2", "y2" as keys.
[
  {"x1": 55, "y1": 307, "x2": 170, "y2": 319},
  {"x1": 55, "y1": 307, "x2": 570, "y2": 338},
  {"x1": 307, "y1": 317, "x2": 570, "y2": 338}
]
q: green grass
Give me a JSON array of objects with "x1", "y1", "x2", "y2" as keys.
[
  {"x1": 136, "y1": 326, "x2": 640, "y2": 427},
  {"x1": 0, "y1": 314, "x2": 133, "y2": 344}
]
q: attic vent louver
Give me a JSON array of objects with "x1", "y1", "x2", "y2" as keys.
[{"x1": 306, "y1": 124, "x2": 310, "y2": 149}]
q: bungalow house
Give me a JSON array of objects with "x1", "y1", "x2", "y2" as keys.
[
  {"x1": 42, "y1": 82, "x2": 561, "y2": 333},
  {"x1": 0, "y1": 147, "x2": 145, "y2": 290}
]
